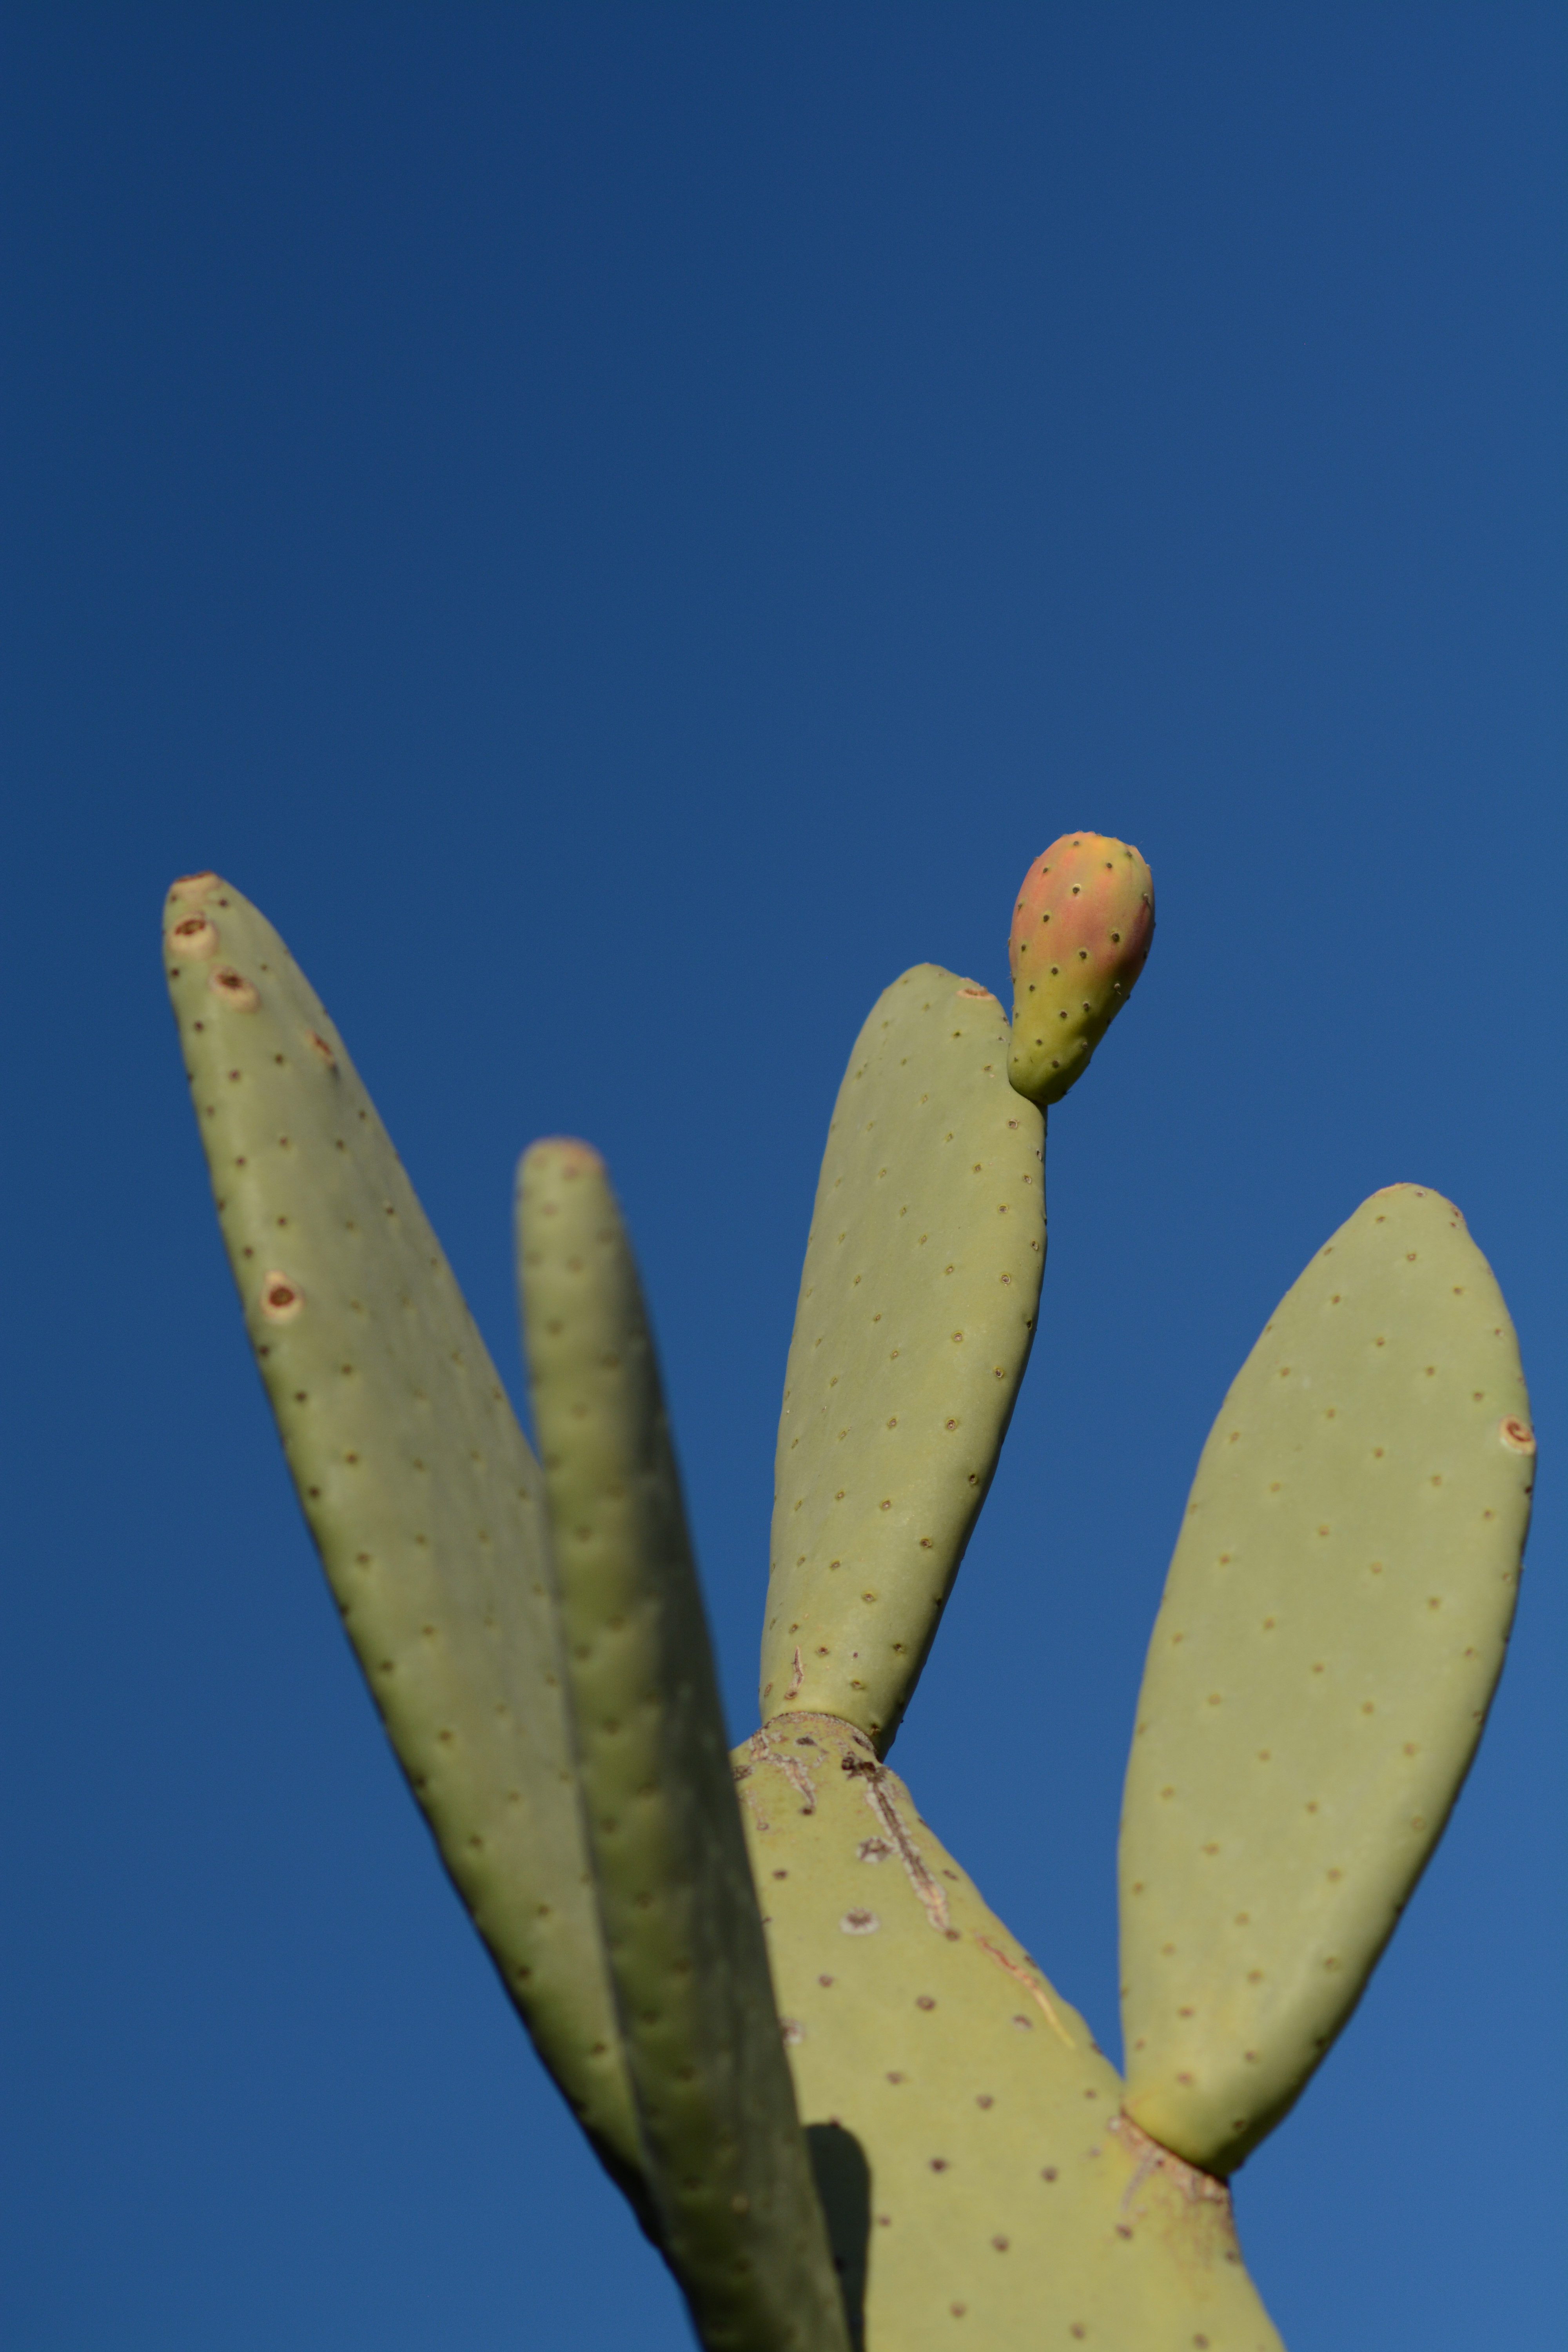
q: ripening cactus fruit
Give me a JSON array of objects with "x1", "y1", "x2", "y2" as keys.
[
  {"x1": 1007, "y1": 832, "x2": 1155, "y2": 1106},
  {"x1": 166, "y1": 844, "x2": 1533, "y2": 2352}
]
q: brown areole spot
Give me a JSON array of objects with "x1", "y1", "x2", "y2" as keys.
[
  {"x1": 210, "y1": 965, "x2": 260, "y2": 1011},
  {"x1": 260, "y1": 1272, "x2": 303, "y2": 1323},
  {"x1": 169, "y1": 914, "x2": 220, "y2": 958}
]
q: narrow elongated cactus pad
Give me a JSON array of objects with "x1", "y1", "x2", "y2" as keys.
[
  {"x1": 162, "y1": 875, "x2": 642, "y2": 2205},
  {"x1": 762, "y1": 969, "x2": 1046, "y2": 1753},
  {"x1": 1120, "y1": 1185, "x2": 1535, "y2": 2174},
  {"x1": 517, "y1": 1143, "x2": 851, "y2": 2352},
  {"x1": 736, "y1": 1717, "x2": 1284, "y2": 2352}
]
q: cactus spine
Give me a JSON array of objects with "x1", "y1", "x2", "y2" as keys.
[{"x1": 166, "y1": 844, "x2": 1532, "y2": 2349}]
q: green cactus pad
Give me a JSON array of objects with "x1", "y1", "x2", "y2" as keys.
[
  {"x1": 1120, "y1": 1185, "x2": 1535, "y2": 2174},
  {"x1": 162, "y1": 875, "x2": 643, "y2": 2207},
  {"x1": 735, "y1": 1716, "x2": 1285, "y2": 2352},
  {"x1": 516, "y1": 1142, "x2": 851, "y2": 2352},
  {"x1": 761, "y1": 968, "x2": 1046, "y2": 1753}
]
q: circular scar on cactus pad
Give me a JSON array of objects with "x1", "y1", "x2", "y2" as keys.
[
  {"x1": 1006, "y1": 833, "x2": 1154, "y2": 1107},
  {"x1": 167, "y1": 913, "x2": 220, "y2": 959},
  {"x1": 260, "y1": 1270, "x2": 304, "y2": 1323},
  {"x1": 209, "y1": 964, "x2": 260, "y2": 1012}
]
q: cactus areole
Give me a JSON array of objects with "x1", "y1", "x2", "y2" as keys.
[{"x1": 166, "y1": 842, "x2": 1531, "y2": 2352}]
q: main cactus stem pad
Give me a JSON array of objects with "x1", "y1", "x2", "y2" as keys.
[{"x1": 167, "y1": 833, "x2": 1533, "y2": 2351}]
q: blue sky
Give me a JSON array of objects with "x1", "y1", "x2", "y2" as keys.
[{"x1": 4, "y1": 7, "x2": 1563, "y2": 2347}]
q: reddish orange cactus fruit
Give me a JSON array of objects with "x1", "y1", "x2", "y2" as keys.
[{"x1": 1006, "y1": 833, "x2": 1154, "y2": 1107}]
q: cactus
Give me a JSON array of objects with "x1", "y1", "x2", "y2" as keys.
[{"x1": 165, "y1": 841, "x2": 1533, "y2": 2349}]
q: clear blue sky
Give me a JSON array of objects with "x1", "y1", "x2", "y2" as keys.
[{"x1": 4, "y1": 7, "x2": 1562, "y2": 2347}]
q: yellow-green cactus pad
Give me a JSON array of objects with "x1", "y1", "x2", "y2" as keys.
[
  {"x1": 761, "y1": 968, "x2": 1046, "y2": 1753},
  {"x1": 163, "y1": 875, "x2": 642, "y2": 2205},
  {"x1": 517, "y1": 1142, "x2": 850, "y2": 2352},
  {"x1": 1120, "y1": 1185, "x2": 1535, "y2": 2173},
  {"x1": 736, "y1": 1716, "x2": 1284, "y2": 2352}
]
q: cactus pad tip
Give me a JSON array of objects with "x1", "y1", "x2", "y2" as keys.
[{"x1": 522, "y1": 1135, "x2": 606, "y2": 1177}]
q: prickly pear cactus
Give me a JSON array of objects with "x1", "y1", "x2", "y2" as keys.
[{"x1": 165, "y1": 839, "x2": 1533, "y2": 2350}]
